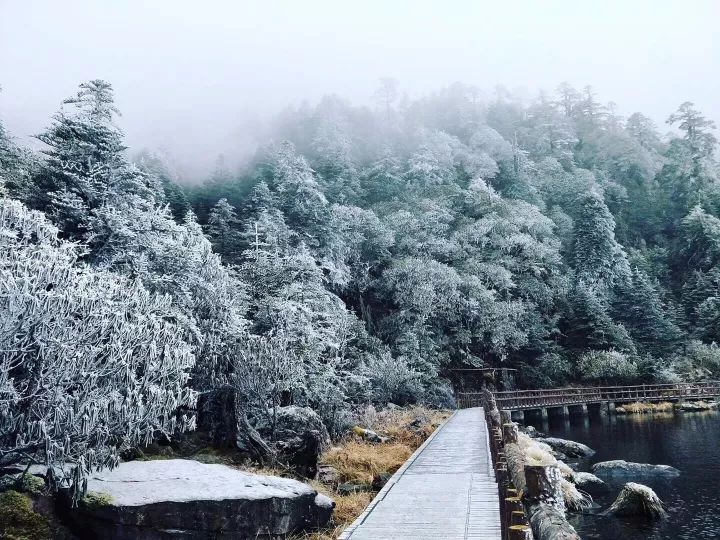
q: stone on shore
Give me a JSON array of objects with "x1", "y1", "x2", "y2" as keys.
[
  {"x1": 256, "y1": 406, "x2": 331, "y2": 478},
  {"x1": 536, "y1": 437, "x2": 595, "y2": 458},
  {"x1": 592, "y1": 460, "x2": 679, "y2": 478},
  {"x1": 351, "y1": 426, "x2": 388, "y2": 443},
  {"x1": 65, "y1": 459, "x2": 334, "y2": 539},
  {"x1": 674, "y1": 400, "x2": 719, "y2": 412},
  {"x1": 605, "y1": 482, "x2": 666, "y2": 519}
]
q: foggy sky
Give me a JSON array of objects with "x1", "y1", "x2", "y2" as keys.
[{"x1": 1, "y1": 0, "x2": 718, "y2": 181}]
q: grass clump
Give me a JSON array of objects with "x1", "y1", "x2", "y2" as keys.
[
  {"x1": 0, "y1": 490, "x2": 51, "y2": 540},
  {"x1": 322, "y1": 441, "x2": 411, "y2": 485},
  {"x1": 616, "y1": 401, "x2": 674, "y2": 414},
  {"x1": 321, "y1": 406, "x2": 448, "y2": 486},
  {"x1": 81, "y1": 491, "x2": 113, "y2": 508}
]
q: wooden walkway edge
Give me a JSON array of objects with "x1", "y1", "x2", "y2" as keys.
[{"x1": 338, "y1": 407, "x2": 501, "y2": 540}]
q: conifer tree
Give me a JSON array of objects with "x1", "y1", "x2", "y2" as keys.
[{"x1": 571, "y1": 190, "x2": 630, "y2": 290}]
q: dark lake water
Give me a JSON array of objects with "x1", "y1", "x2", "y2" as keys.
[{"x1": 524, "y1": 409, "x2": 720, "y2": 540}]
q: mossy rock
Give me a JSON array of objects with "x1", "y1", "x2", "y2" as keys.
[
  {"x1": 0, "y1": 490, "x2": 51, "y2": 540},
  {"x1": 0, "y1": 473, "x2": 46, "y2": 494},
  {"x1": 81, "y1": 491, "x2": 114, "y2": 509}
]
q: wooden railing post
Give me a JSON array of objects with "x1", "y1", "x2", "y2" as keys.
[
  {"x1": 509, "y1": 525, "x2": 532, "y2": 540},
  {"x1": 524, "y1": 464, "x2": 565, "y2": 512}
]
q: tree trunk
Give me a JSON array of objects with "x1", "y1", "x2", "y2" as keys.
[
  {"x1": 236, "y1": 403, "x2": 273, "y2": 464},
  {"x1": 528, "y1": 504, "x2": 579, "y2": 540},
  {"x1": 525, "y1": 464, "x2": 565, "y2": 511},
  {"x1": 197, "y1": 385, "x2": 240, "y2": 448}
]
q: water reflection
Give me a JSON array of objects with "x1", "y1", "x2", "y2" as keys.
[{"x1": 525, "y1": 409, "x2": 720, "y2": 540}]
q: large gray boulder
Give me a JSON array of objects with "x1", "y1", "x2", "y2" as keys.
[
  {"x1": 536, "y1": 437, "x2": 595, "y2": 458},
  {"x1": 592, "y1": 460, "x2": 680, "y2": 479},
  {"x1": 66, "y1": 459, "x2": 334, "y2": 539},
  {"x1": 256, "y1": 406, "x2": 331, "y2": 478}
]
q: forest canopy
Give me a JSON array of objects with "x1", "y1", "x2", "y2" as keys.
[{"x1": 1, "y1": 79, "x2": 719, "y2": 493}]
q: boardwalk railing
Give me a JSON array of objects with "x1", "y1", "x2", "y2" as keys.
[
  {"x1": 458, "y1": 381, "x2": 720, "y2": 410},
  {"x1": 480, "y1": 390, "x2": 534, "y2": 540}
]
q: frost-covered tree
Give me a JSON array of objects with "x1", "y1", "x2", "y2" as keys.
[
  {"x1": 0, "y1": 198, "x2": 196, "y2": 499},
  {"x1": 667, "y1": 102, "x2": 718, "y2": 159},
  {"x1": 262, "y1": 142, "x2": 329, "y2": 242},
  {"x1": 0, "y1": 115, "x2": 35, "y2": 201},
  {"x1": 405, "y1": 131, "x2": 461, "y2": 188},
  {"x1": 613, "y1": 268, "x2": 682, "y2": 355},
  {"x1": 577, "y1": 350, "x2": 638, "y2": 384},
  {"x1": 229, "y1": 332, "x2": 304, "y2": 439},
  {"x1": 29, "y1": 80, "x2": 163, "y2": 238},
  {"x1": 311, "y1": 108, "x2": 362, "y2": 204},
  {"x1": 205, "y1": 198, "x2": 242, "y2": 261},
  {"x1": 562, "y1": 282, "x2": 636, "y2": 354},
  {"x1": 571, "y1": 190, "x2": 629, "y2": 290},
  {"x1": 134, "y1": 149, "x2": 189, "y2": 221},
  {"x1": 239, "y1": 235, "x2": 371, "y2": 434}
]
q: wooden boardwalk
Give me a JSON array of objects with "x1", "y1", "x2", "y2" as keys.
[
  {"x1": 338, "y1": 407, "x2": 501, "y2": 540},
  {"x1": 457, "y1": 380, "x2": 720, "y2": 410}
]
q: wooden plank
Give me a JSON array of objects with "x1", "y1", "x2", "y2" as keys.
[{"x1": 339, "y1": 407, "x2": 501, "y2": 540}]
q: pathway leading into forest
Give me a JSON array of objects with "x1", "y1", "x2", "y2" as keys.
[{"x1": 338, "y1": 407, "x2": 501, "y2": 540}]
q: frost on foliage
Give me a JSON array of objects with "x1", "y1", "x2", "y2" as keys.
[
  {"x1": 0, "y1": 198, "x2": 196, "y2": 501},
  {"x1": 31, "y1": 80, "x2": 164, "y2": 238},
  {"x1": 406, "y1": 131, "x2": 461, "y2": 187},
  {"x1": 239, "y1": 237, "x2": 372, "y2": 434}
]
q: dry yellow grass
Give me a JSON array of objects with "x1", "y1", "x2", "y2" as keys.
[
  {"x1": 322, "y1": 441, "x2": 412, "y2": 485},
  {"x1": 292, "y1": 482, "x2": 375, "y2": 540},
  {"x1": 617, "y1": 401, "x2": 674, "y2": 414},
  {"x1": 290, "y1": 406, "x2": 449, "y2": 540},
  {"x1": 321, "y1": 406, "x2": 449, "y2": 485}
]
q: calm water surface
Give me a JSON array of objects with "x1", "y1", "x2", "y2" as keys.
[{"x1": 525, "y1": 410, "x2": 720, "y2": 540}]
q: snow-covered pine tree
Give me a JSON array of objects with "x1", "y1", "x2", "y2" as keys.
[
  {"x1": 205, "y1": 198, "x2": 242, "y2": 261},
  {"x1": 571, "y1": 190, "x2": 630, "y2": 290},
  {"x1": 30, "y1": 80, "x2": 162, "y2": 238}
]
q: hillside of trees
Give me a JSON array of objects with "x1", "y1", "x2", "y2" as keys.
[{"x1": 2, "y1": 79, "x2": 720, "y2": 496}]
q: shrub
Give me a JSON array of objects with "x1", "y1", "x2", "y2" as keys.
[
  {"x1": 577, "y1": 350, "x2": 638, "y2": 384},
  {"x1": 662, "y1": 341, "x2": 720, "y2": 382},
  {"x1": 0, "y1": 199, "x2": 197, "y2": 501},
  {"x1": 683, "y1": 341, "x2": 720, "y2": 375},
  {"x1": 536, "y1": 353, "x2": 573, "y2": 386},
  {"x1": 364, "y1": 353, "x2": 423, "y2": 406},
  {"x1": 0, "y1": 490, "x2": 50, "y2": 540}
]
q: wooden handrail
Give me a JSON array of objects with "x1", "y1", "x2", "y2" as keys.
[{"x1": 457, "y1": 381, "x2": 720, "y2": 410}]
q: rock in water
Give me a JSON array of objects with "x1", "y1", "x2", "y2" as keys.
[
  {"x1": 256, "y1": 406, "x2": 331, "y2": 478},
  {"x1": 605, "y1": 482, "x2": 666, "y2": 519},
  {"x1": 520, "y1": 425, "x2": 545, "y2": 438},
  {"x1": 66, "y1": 459, "x2": 334, "y2": 539},
  {"x1": 573, "y1": 471, "x2": 605, "y2": 488},
  {"x1": 536, "y1": 437, "x2": 595, "y2": 458},
  {"x1": 675, "y1": 401, "x2": 719, "y2": 411},
  {"x1": 592, "y1": 460, "x2": 680, "y2": 478}
]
